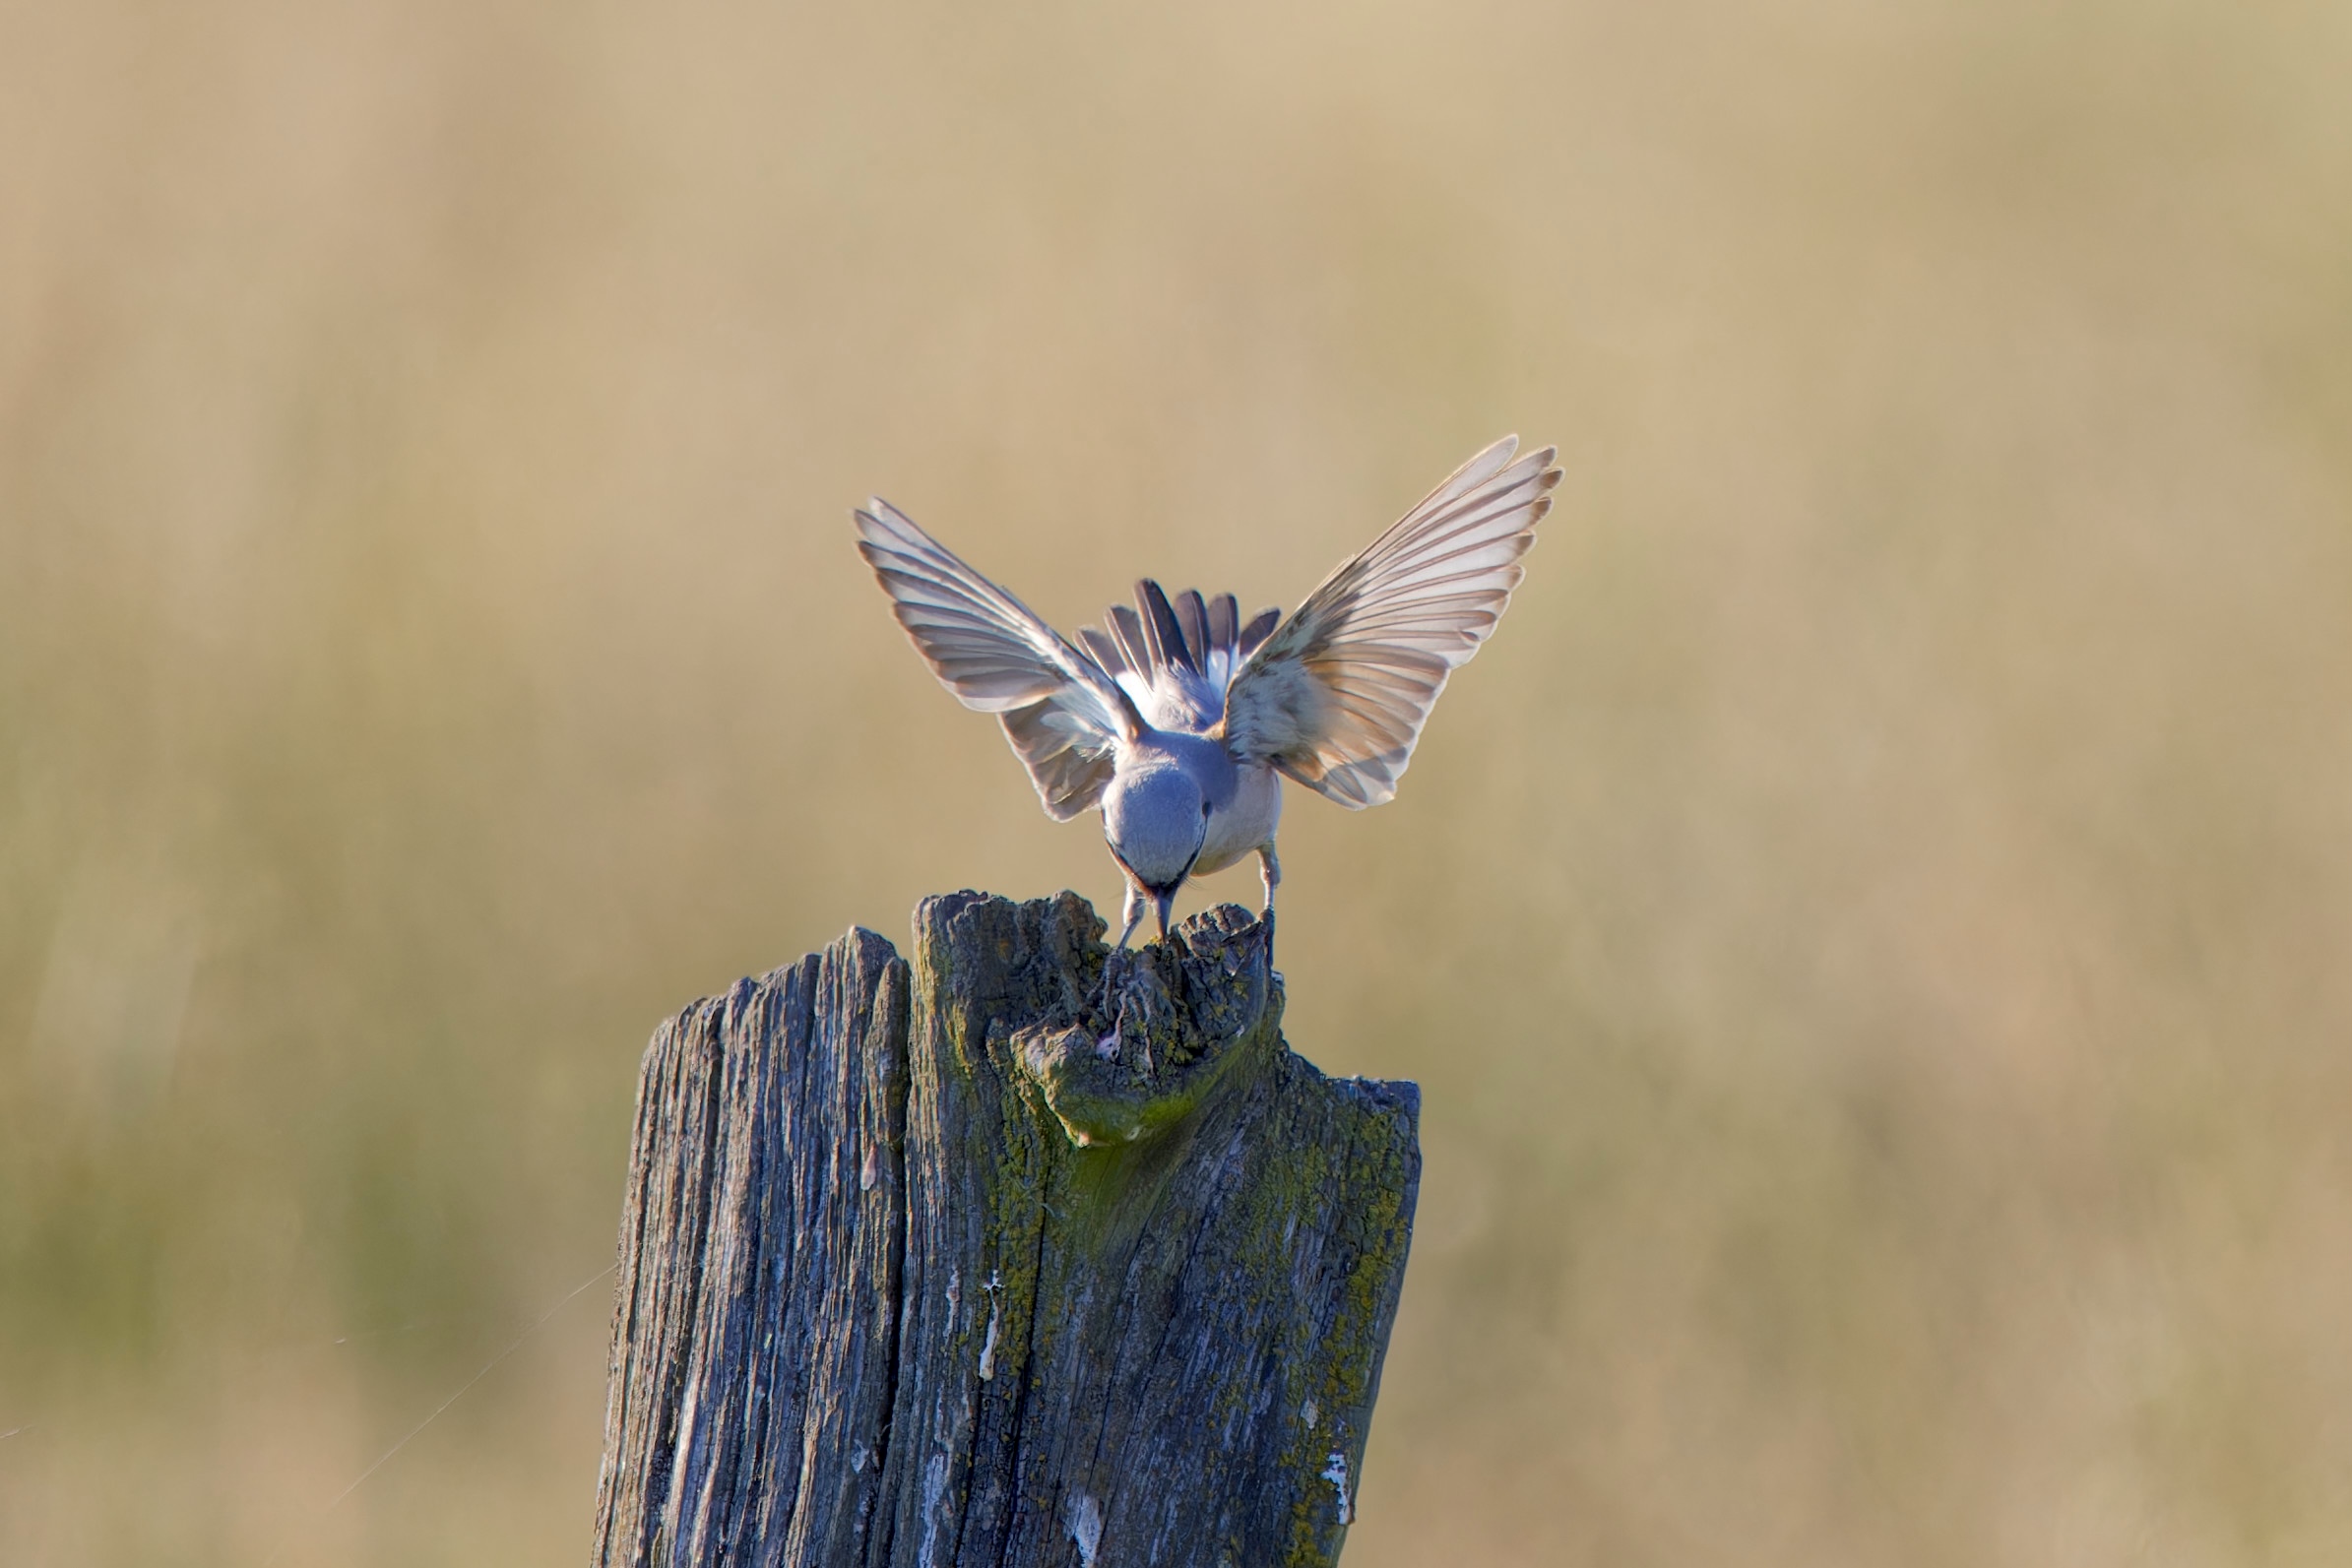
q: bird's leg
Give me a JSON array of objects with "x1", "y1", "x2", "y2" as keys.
[
  {"x1": 1255, "y1": 843, "x2": 1282, "y2": 945},
  {"x1": 1097, "y1": 885, "x2": 1139, "y2": 1054},
  {"x1": 1256, "y1": 844, "x2": 1281, "y2": 916},
  {"x1": 1115, "y1": 881, "x2": 1146, "y2": 951}
]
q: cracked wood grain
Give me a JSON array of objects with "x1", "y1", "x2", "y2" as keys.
[{"x1": 592, "y1": 892, "x2": 1419, "y2": 1568}]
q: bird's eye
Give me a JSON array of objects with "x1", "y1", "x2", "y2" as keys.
[{"x1": 1201, "y1": 801, "x2": 1212, "y2": 818}]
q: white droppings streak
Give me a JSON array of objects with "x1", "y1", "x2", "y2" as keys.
[
  {"x1": 979, "y1": 1268, "x2": 1003, "y2": 1379},
  {"x1": 1066, "y1": 1492, "x2": 1104, "y2": 1566},
  {"x1": 920, "y1": 1454, "x2": 950, "y2": 1568},
  {"x1": 1321, "y1": 1451, "x2": 1352, "y2": 1525}
]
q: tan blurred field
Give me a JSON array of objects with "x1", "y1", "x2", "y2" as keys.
[{"x1": 5, "y1": 1, "x2": 2352, "y2": 1562}]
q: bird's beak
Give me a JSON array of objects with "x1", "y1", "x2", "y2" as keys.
[{"x1": 1152, "y1": 886, "x2": 1177, "y2": 939}]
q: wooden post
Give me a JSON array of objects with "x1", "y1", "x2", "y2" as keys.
[{"x1": 591, "y1": 891, "x2": 1420, "y2": 1568}]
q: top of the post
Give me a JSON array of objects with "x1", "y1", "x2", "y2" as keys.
[{"x1": 912, "y1": 890, "x2": 1284, "y2": 1149}]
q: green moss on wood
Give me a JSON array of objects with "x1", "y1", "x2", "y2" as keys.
[{"x1": 597, "y1": 892, "x2": 1418, "y2": 1568}]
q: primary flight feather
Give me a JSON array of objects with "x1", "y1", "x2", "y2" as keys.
[{"x1": 855, "y1": 435, "x2": 1558, "y2": 946}]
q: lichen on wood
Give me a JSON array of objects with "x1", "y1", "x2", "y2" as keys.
[{"x1": 592, "y1": 891, "x2": 1420, "y2": 1568}]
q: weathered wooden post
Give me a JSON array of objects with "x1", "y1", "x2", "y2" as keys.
[{"x1": 591, "y1": 890, "x2": 1420, "y2": 1567}]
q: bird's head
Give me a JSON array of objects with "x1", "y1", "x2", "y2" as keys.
[{"x1": 1103, "y1": 762, "x2": 1209, "y2": 930}]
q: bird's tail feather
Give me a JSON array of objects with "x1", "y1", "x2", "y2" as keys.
[{"x1": 1085, "y1": 582, "x2": 1280, "y2": 704}]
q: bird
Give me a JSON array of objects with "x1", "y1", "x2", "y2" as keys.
[{"x1": 854, "y1": 435, "x2": 1559, "y2": 948}]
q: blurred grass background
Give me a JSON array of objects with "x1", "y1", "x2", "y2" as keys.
[{"x1": 5, "y1": 0, "x2": 2352, "y2": 1562}]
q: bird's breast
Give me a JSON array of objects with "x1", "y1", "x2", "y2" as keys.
[{"x1": 1193, "y1": 764, "x2": 1282, "y2": 875}]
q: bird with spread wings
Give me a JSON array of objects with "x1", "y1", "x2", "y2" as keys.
[{"x1": 855, "y1": 436, "x2": 1559, "y2": 947}]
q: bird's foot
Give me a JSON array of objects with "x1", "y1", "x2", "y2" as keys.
[{"x1": 1092, "y1": 945, "x2": 1138, "y2": 1048}]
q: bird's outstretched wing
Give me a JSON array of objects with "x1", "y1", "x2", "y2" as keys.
[
  {"x1": 856, "y1": 500, "x2": 1143, "y2": 820},
  {"x1": 1221, "y1": 436, "x2": 1558, "y2": 808}
]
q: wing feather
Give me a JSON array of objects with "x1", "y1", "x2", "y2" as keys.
[
  {"x1": 1221, "y1": 435, "x2": 1558, "y2": 807},
  {"x1": 855, "y1": 500, "x2": 1141, "y2": 820}
]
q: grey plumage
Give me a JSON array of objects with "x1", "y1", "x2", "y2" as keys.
[{"x1": 854, "y1": 435, "x2": 1560, "y2": 946}]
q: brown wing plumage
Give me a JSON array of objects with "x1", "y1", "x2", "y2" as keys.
[
  {"x1": 1221, "y1": 436, "x2": 1558, "y2": 807},
  {"x1": 855, "y1": 500, "x2": 1142, "y2": 820}
]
